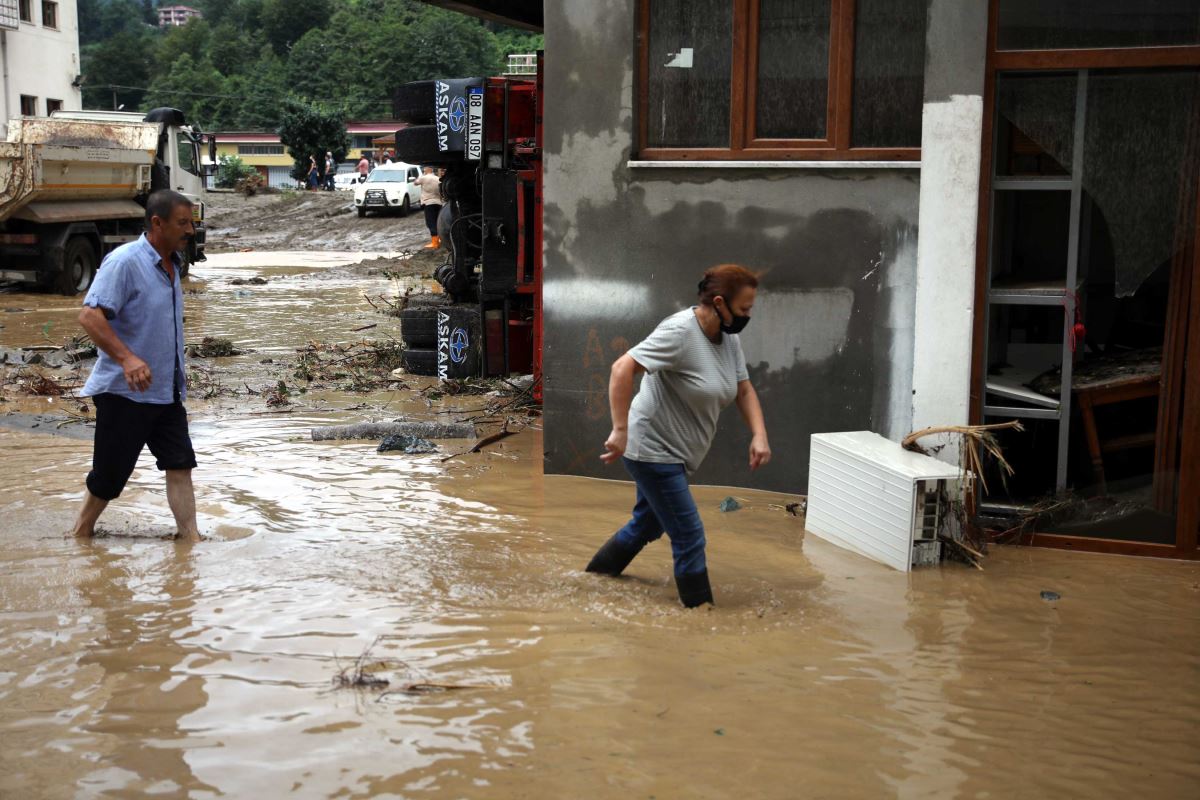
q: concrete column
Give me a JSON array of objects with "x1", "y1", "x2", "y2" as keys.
[{"x1": 910, "y1": 0, "x2": 990, "y2": 435}]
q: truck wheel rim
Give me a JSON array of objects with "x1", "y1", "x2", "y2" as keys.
[{"x1": 71, "y1": 256, "x2": 90, "y2": 291}]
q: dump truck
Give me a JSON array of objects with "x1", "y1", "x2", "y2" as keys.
[{"x1": 0, "y1": 107, "x2": 213, "y2": 294}]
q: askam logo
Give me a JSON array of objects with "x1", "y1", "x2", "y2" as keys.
[
  {"x1": 449, "y1": 96, "x2": 468, "y2": 133},
  {"x1": 434, "y1": 81, "x2": 451, "y2": 151},
  {"x1": 449, "y1": 328, "x2": 469, "y2": 363},
  {"x1": 437, "y1": 310, "x2": 450, "y2": 379}
]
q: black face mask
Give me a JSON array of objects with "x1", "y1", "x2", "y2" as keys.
[{"x1": 716, "y1": 297, "x2": 750, "y2": 334}]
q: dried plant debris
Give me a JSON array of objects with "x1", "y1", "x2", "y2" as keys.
[{"x1": 292, "y1": 339, "x2": 406, "y2": 391}]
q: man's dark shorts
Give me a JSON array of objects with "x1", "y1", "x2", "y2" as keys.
[{"x1": 86, "y1": 393, "x2": 197, "y2": 501}]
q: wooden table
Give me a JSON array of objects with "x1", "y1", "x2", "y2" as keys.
[{"x1": 1074, "y1": 373, "x2": 1161, "y2": 494}]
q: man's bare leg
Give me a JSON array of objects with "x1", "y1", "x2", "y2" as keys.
[
  {"x1": 73, "y1": 491, "x2": 108, "y2": 538},
  {"x1": 165, "y1": 469, "x2": 201, "y2": 542}
]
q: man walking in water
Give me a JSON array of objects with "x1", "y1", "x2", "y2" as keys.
[{"x1": 72, "y1": 190, "x2": 201, "y2": 542}]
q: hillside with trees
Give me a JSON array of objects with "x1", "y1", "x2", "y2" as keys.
[{"x1": 78, "y1": 0, "x2": 542, "y2": 130}]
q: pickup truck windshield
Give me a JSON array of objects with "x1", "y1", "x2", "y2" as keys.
[{"x1": 367, "y1": 170, "x2": 407, "y2": 183}]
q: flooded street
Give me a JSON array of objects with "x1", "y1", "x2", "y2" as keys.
[{"x1": 2, "y1": 250, "x2": 1199, "y2": 799}]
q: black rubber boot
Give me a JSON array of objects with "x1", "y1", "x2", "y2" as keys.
[
  {"x1": 675, "y1": 570, "x2": 714, "y2": 608},
  {"x1": 585, "y1": 534, "x2": 641, "y2": 576}
]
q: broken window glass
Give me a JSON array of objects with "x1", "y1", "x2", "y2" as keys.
[
  {"x1": 995, "y1": 71, "x2": 1077, "y2": 176},
  {"x1": 851, "y1": 0, "x2": 926, "y2": 148},
  {"x1": 1082, "y1": 68, "x2": 1200, "y2": 298},
  {"x1": 998, "y1": 0, "x2": 1200, "y2": 51},
  {"x1": 646, "y1": 0, "x2": 732, "y2": 148},
  {"x1": 755, "y1": 0, "x2": 831, "y2": 140}
]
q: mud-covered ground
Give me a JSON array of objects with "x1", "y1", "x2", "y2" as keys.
[
  {"x1": 1, "y1": 219, "x2": 1199, "y2": 798},
  {"x1": 204, "y1": 188, "x2": 432, "y2": 253}
]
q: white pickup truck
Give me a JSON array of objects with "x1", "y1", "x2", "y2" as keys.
[
  {"x1": 353, "y1": 162, "x2": 421, "y2": 217},
  {"x1": 0, "y1": 107, "x2": 212, "y2": 294}
]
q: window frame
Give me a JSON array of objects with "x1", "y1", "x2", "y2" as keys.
[
  {"x1": 40, "y1": 0, "x2": 55, "y2": 29},
  {"x1": 18, "y1": 0, "x2": 31, "y2": 23},
  {"x1": 236, "y1": 144, "x2": 286, "y2": 156},
  {"x1": 637, "y1": 0, "x2": 924, "y2": 161},
  {"x1": 19, "y1": 95, "x2": 37, "y2": 116},
  {"x1": 45, "y1": 98, "x2": 62, "y2": 115}
]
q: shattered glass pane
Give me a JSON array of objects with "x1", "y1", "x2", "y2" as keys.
[
  {"x1": 755, "y1": 0, "x2": 831, "y2": 140},
  {"x1": 995, "y1": 72, "x2": 1077, "y2": 176},
  {"x1": 646, "y1": 0, "x2": 732, "y2": 148},
  {"x1": 1083, "y1": 69, "x2": 1200, "y2": 298}
]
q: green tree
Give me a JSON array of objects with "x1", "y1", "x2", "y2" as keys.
[
  {"x1": 80, "y1": 27, "x2": 160, "y2": 110},
  {"x1": 79, "y1": 0, "x2": 151, "y2": 46},
  {"x1": 215, "y1": 154, "x2": 257, "y2": 187},
  {"x1": 277, "y1": 99, "x2": 347, "y2": 181},
  {"x1": 261, "y1": 0, "x2": 331, "y2": 55},
  {"x1": 144, "y1": 53, "x2": 228, "y2": 129},
  {"x1": 154, "y1": 18, "x2": 213, "y2": 75}
]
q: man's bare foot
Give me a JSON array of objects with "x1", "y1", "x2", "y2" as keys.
[
  {"x1": 174, "y1": 530, "x2": 203, "y2": 543},
  {"x1": 72, "y1": 526, "x2": 95, "y2": 539}
]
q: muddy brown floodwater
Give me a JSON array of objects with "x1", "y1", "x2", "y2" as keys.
[{"x1": 2, "y1": 251, "x2": 1200, "y2": 799}]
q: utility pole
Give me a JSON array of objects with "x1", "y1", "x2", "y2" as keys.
[{"x1": 111, "y1": 86, "x2": 117, "y2": 111}]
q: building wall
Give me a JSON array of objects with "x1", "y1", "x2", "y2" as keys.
[
  {"x1": 911, "y1": 0, "x2": 989, "y2": 443},
  {"x1": 1, "y1": 0, "x2": 82, "y2": 137},
  {"x1": 541, "y1": 0, "x2": 922, "y2": 494},
  {"x1": 214, "y1": 141, "x2": 292, "y2": 169}
]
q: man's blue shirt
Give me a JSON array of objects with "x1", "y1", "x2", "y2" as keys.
[{"x1": 81, "y1": 235, "x2": 187, "y2": 404}]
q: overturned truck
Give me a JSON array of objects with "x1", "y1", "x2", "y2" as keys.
[{"x1": 392, "y1": 63, "x2": 542, "y2": 394}]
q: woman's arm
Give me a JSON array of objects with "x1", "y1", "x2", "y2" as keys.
[
  {"x1": 736, "y1": 379, "x2": 771, "y2": 470},
  {"x1": 600, "y1": 353, "x2": 644, "y2": 464}
]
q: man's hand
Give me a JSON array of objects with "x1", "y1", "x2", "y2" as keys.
[
  {"x1": 121, "y1": 354, "x2": 152, "y2": 392},
  {"x1": 600, "y1": 427, "x2": 628, "y2": 465},
  {"x1": 749, "y1": 433, "x2": 771, "y2": 471}
]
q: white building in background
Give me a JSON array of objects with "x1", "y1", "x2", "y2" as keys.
[
  {"x1": 157, "y1": 5, "x2": 201, "y2": 27},
  {"x1": 0, "y1": 0, "x2": 82, "y2": 136}
]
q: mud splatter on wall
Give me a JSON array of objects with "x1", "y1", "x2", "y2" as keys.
[{"x1": 542, "y1": 0, "x2": 921, "y2": 493}]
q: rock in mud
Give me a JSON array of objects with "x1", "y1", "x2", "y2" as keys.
[
  {"x1": 719, "y1": 497, "x2": 742, "y2": 512},
  {"x1": 378, "y1": 434, "x2": 437, "y2": 454},
  {"x1": 187, "y1": 336, "x2": 241, "y2": 358},
  {"x1": 1040, "y1": 590, "x2": 1062, "y2": 602},
  {"x1": 230, "y1": 277, "x2": 269, "y2": 286}
]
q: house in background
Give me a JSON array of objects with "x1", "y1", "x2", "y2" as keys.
[
  {"x1": 157, "y1": 4, "x2": 201, "y2": 28},
  {"x1": 0, "y1": 0, "x2": 82, "y2": 136},
  {"x1": 418, "y1": 0, "x2": 1200, "y2": 560},
  {"x1": 213, "y1": 121, "x2": 403, "y2": 188}
]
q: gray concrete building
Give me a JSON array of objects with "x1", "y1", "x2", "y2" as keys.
[{"x1": 425, "y1": 0, "x2": 1200, "y2": 559}]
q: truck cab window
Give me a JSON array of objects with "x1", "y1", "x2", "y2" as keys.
[{"x1": 177, "y1": 137, "x2": 200, "y2": 177}]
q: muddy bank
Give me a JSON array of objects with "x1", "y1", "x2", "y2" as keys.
[
  {"x1": 204, "y1": 189, "x2": 431, "y2": 253},
  {"x1": 1, "y1": 249, "x2": 1198, "y2": 799}
]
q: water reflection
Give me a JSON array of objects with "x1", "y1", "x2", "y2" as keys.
[{"x1": 1, "y1": 253, "x2": 1199, "y2": 797}]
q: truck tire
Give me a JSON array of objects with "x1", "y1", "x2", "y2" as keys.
[
  {"x1": 406, "y1": 292, "x2": 451, "y2": 309},
  {"x1": 393, "y1": 80, "x2": 436, "y2": 125},
  {"x1": 400, "y1": 306, "x2": 438, "y2": 348},
  {"x1": 395, "y1": 125, "x2": 459, "y2": 166},
  {"x1": 58, "y1": 237, "x2": 97, "y2": 295},
  {"x1": 357, "y1": 206, "x2": 367, "y2": 218},
  {"x1": 402, "y1": 348, "x2": 437, "y2": 376},
  {"x1": 400, "y1": 195, "x2": 411, "y2": 216}
]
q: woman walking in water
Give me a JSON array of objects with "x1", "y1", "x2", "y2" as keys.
[{"x1": 586, "y1": 264, "x2": 771, "y2": 607}]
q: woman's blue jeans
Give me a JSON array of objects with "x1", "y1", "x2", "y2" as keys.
[{"x1": 613, "y1": 457, "x2": 707, "y2": 577}]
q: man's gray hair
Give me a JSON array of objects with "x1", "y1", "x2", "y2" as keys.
[{"x1": 144, "y1": 189, "x2": 192, "y2": 228}]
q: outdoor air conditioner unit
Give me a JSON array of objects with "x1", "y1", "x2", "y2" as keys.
[{"x1": 805, "y1": 431, "x2": 965, "y2": 572}]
